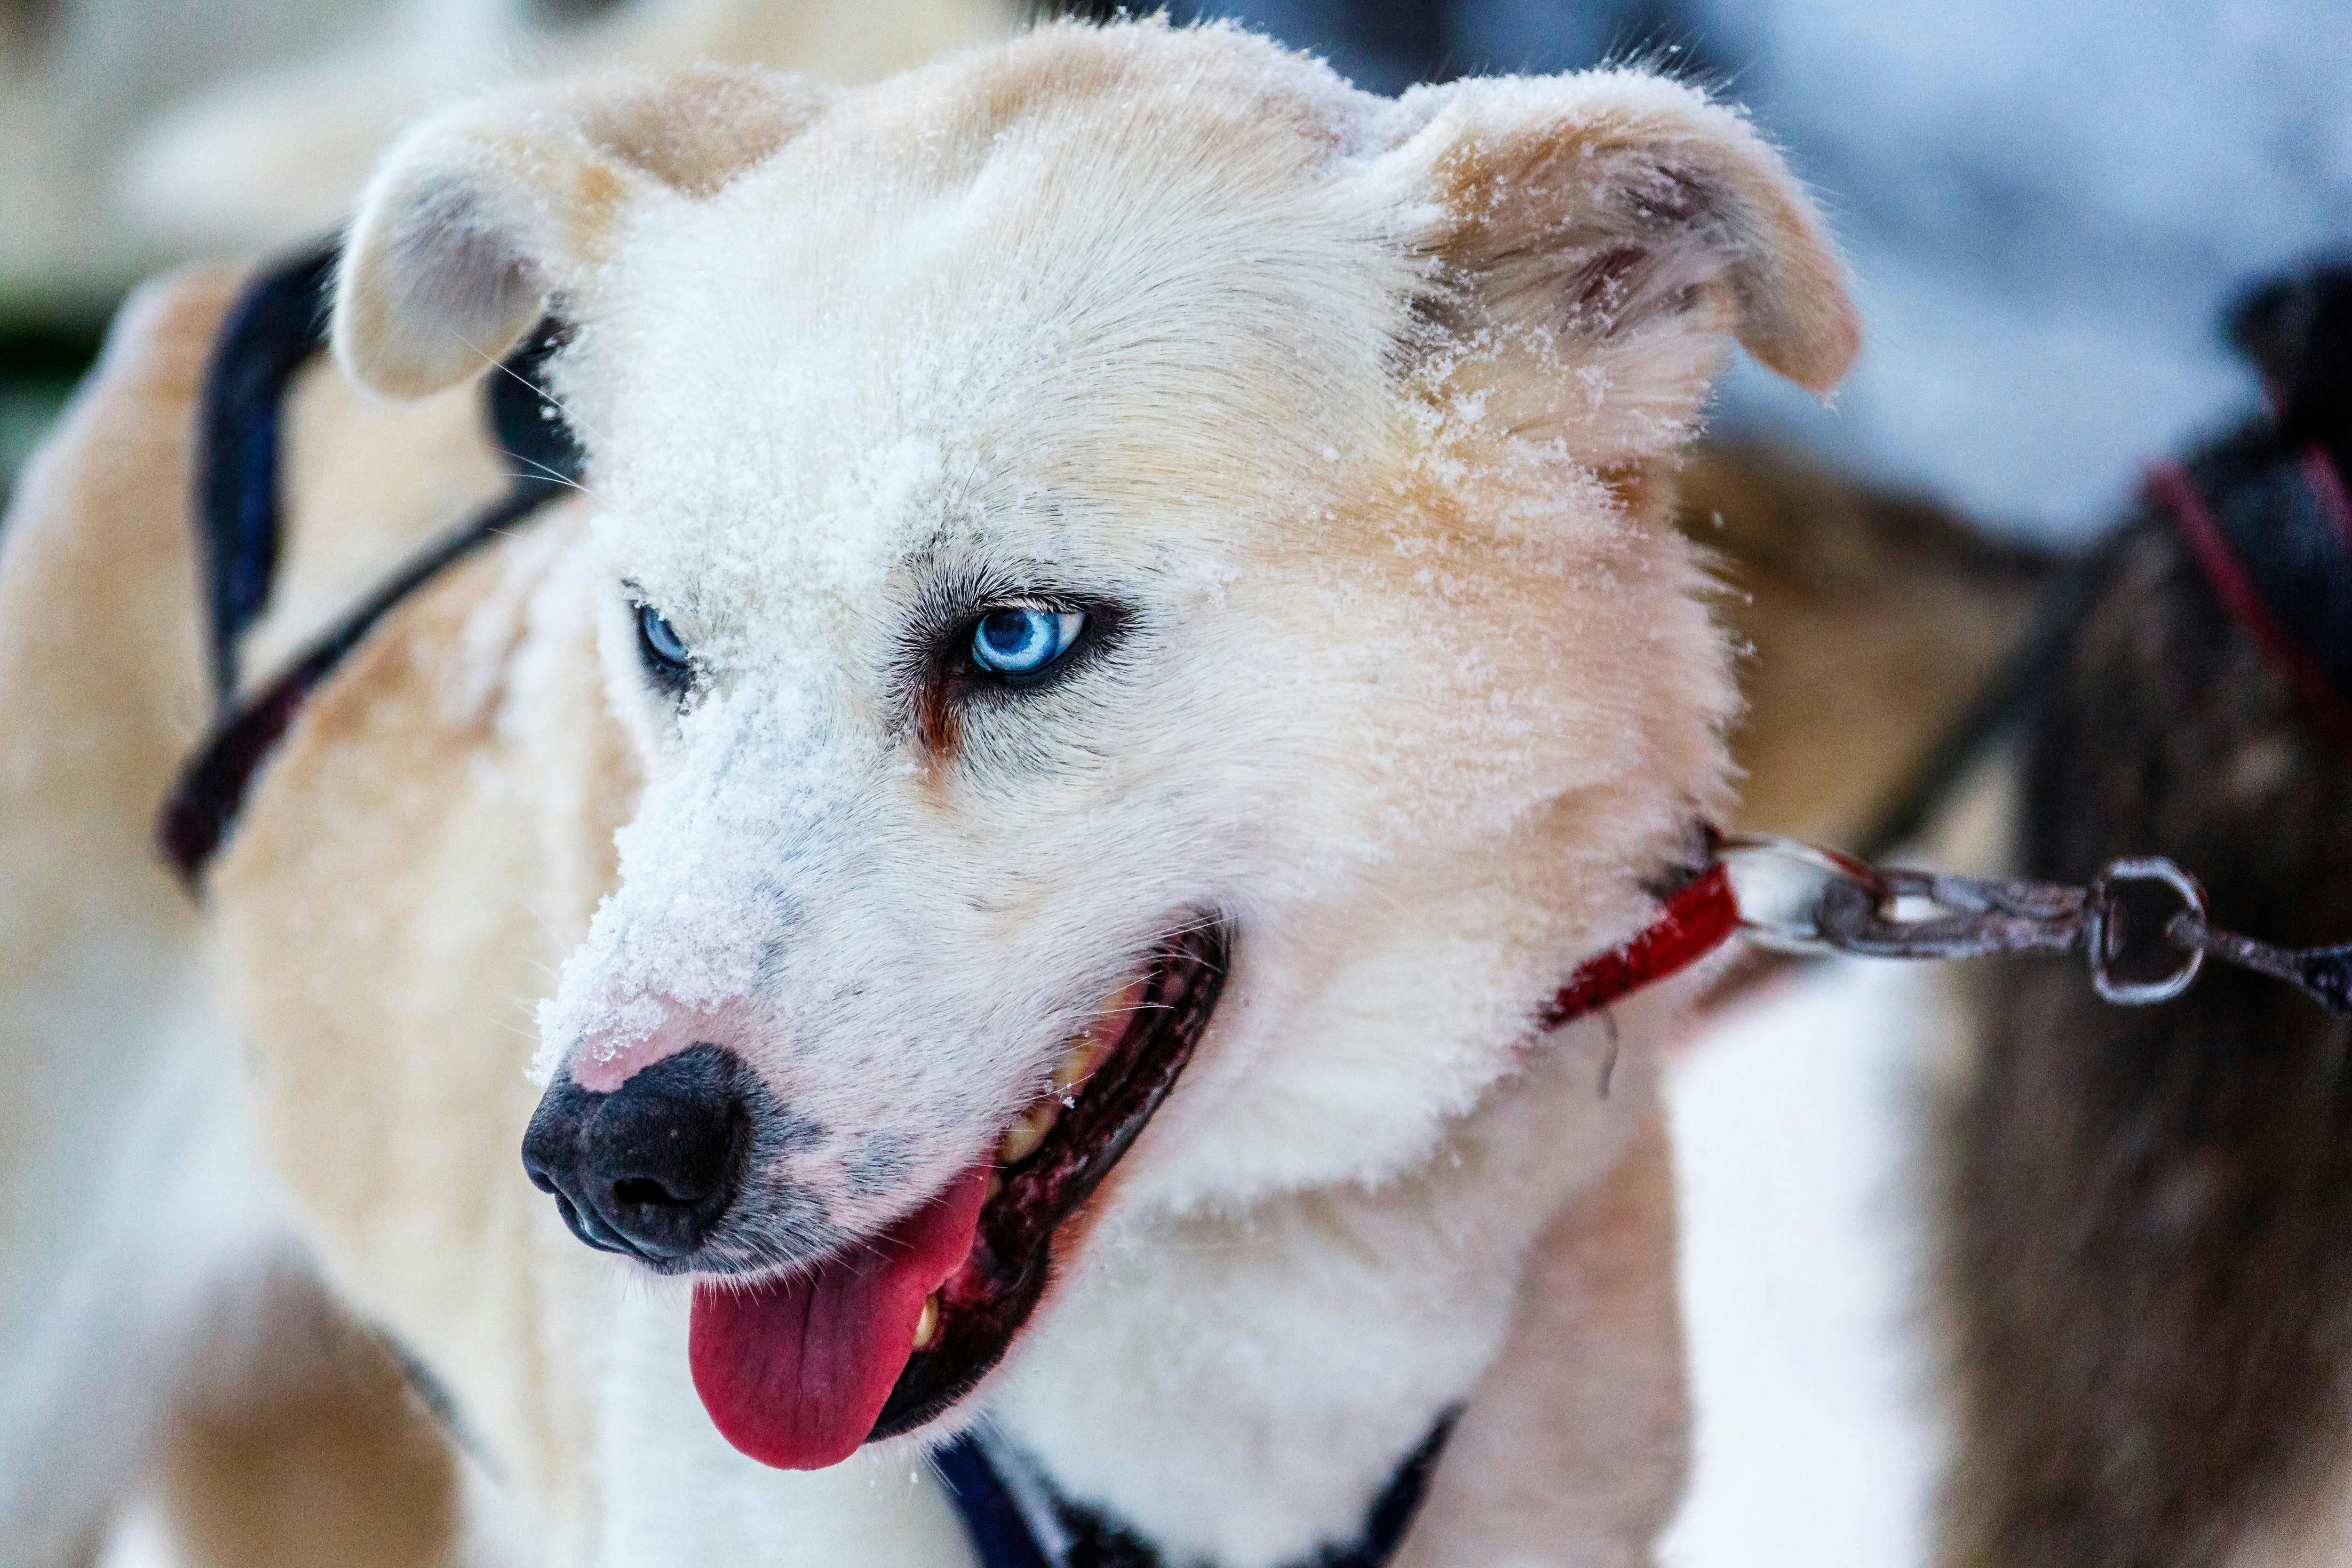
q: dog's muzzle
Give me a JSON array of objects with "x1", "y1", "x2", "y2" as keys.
[{"x1": 522, "y1": 1043, "x2": 751, "y2": 1262}]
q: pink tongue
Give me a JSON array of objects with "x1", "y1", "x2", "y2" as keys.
[{"x1": 689, "y1": 1164, "x2": 990, "y2": 1470}]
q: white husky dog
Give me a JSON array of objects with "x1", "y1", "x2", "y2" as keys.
[{"x1": 7, "y1": 18, "x2": 1854, "y2": 1564}]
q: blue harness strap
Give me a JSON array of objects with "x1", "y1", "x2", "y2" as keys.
[
  {"x1": 936, "y1": 1433, "x2": 1058, "y2": 1568},
  {"x1": 160, "y1": 240, "x2": 579, "y2": 892},
  {"x1": 938, "y1": 1416, "x2": 1454, "y2": 1568}
]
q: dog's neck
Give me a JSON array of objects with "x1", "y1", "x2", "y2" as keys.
[{"x1": 984, "y1": 1012, "x2": 1653, "y2": 1568}]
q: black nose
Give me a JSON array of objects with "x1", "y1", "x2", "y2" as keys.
[{"x1": 521, "y1": 1043, "x2": 750, "y2": 1262}]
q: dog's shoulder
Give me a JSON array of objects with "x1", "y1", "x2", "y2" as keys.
[
  {"x1": 217, "y1": 499, "x2": 630, "y2": 938},
  {"x1": 92, "y1": 263, "x2": 250, "y2": 402}
]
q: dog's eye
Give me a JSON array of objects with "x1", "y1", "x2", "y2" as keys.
[
  {"x1": 635, "y1": 602, "x2": 692, "y2": 689},
  {"x1": 971, "y1": 607, "x2": 1084, "y2": 677}
]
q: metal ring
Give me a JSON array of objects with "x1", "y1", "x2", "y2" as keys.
[
  {"x1": 1717, "y1": 834, "x2": 1891, "y2": 956},
  {"x1": 2087, "y1": 856, "x2": 2207, "y2": 1005}
]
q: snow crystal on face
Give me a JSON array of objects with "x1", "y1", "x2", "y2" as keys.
[
  {"x1": 512, "y1": 25, "x2": 1759, "y2": 1213},
  {"x1": 536, "y1": 676, "x2": 858, "y2": 1073},
  {"x1": 530, "y1": 42, "x2": 1420, "y2": 1097}
]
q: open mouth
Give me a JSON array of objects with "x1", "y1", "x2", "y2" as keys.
[{"x1": 686, "y1": 919, "x2": 1230, "y2": 1469}]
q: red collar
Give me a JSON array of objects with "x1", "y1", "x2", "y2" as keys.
[{"x1": 1537, "y1": 859, "x2": 1740, "y2": 1031}]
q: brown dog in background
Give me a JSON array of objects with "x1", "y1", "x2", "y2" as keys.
[{"x1": 1936, "y1": 264, "x2": 2352, "y2": 1568}]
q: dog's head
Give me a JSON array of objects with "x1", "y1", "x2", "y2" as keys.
[{"x1": 333, "y1": 21, "x2": 1853, "y2": 1471}]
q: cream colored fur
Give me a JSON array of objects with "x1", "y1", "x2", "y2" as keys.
[{"x1": 3, "y1": 19, "x2": 1855, "y2": 1566}]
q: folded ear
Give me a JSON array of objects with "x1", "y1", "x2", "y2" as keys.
[
  {"x1": 1368, "y1": 70, "x2": 1858, "y2": 444},
  {"x1": 334, "y1": 65, "x2": 834, "y2": 398}
]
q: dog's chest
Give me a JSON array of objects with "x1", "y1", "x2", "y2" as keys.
[
  {"x1": 981, "y1": 1052, "x2": 1637, "y2": 1568},
  {"x1": 989, "y1": 1234, "x2": 1503, "y2": 1568}
]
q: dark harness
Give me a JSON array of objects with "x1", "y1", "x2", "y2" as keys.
[
  {"x1": 157, "y1": 244, "x2": 582, "y2": 891},
  {"x1": 2146, "y1": 435, "x2": 2352, "y2": 749},
  {"x1": 936, "y1": 1418, "x2": 1455, "y2": 1568}
]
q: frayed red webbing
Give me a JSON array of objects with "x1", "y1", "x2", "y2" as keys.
[{"x1": 1537, "y1": 860, "x2": 1741, "y2": 1031}]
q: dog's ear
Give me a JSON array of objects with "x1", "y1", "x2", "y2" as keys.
[
  {"x1": 333, "y1": 65, "x2": 833, "y2": 398},
  {"x1": 1367, "y1": 71, "x2": 1858, "y2": 449}
]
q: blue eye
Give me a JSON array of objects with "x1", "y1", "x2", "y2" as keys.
[
  {"x1": 635, "y1": 602, "x2": 692, "y2": 685},
  {"x1": 971, "y1": 606, "x2": 1085, "y2": 677}
]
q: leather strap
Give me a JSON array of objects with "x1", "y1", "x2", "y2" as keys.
[{"x1": 158, "y1": 240, "x2": 579, "y2": 894}]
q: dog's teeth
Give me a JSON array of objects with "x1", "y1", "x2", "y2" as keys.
[
  {"x1": 1052, "y1": 1038, "x2": 1104, "y2": 1093},
  {"x1": 913, "y1": 1294, "x2": 940, "y2": 1351},
  {"x1": 997, "y1": 1103, "x2": 1057, "y2": 1165},
  {"x1": 985, "y1": 1173, "x2": 1004, "y2": 1201}
]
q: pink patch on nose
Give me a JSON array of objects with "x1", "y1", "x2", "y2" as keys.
[{"x1": 565, "y1": 999, "x2": 748, "y2": 1093}]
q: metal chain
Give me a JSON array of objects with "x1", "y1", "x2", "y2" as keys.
[{"x1": 1716, "y1": 834, "x2": 2352, "y2": 1017}]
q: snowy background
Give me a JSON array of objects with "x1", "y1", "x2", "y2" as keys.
[
  {"x1": 8, "y1": 0, "x2": 2351, "y2": 533},
  {"x1": 1661, "y1": 961, "x2": 1948, "y2": 1568},
  {"x1": 1175, "y1": 0, "x2": 2352, "y2": 536}
]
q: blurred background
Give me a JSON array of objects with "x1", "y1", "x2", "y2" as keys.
[
  {"x1": 5, "y1": 0, "x2": 2349, "y2": 530},
  {"x1": 5, "y1": 5, "x2": 2347, "y2": 1567}
]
